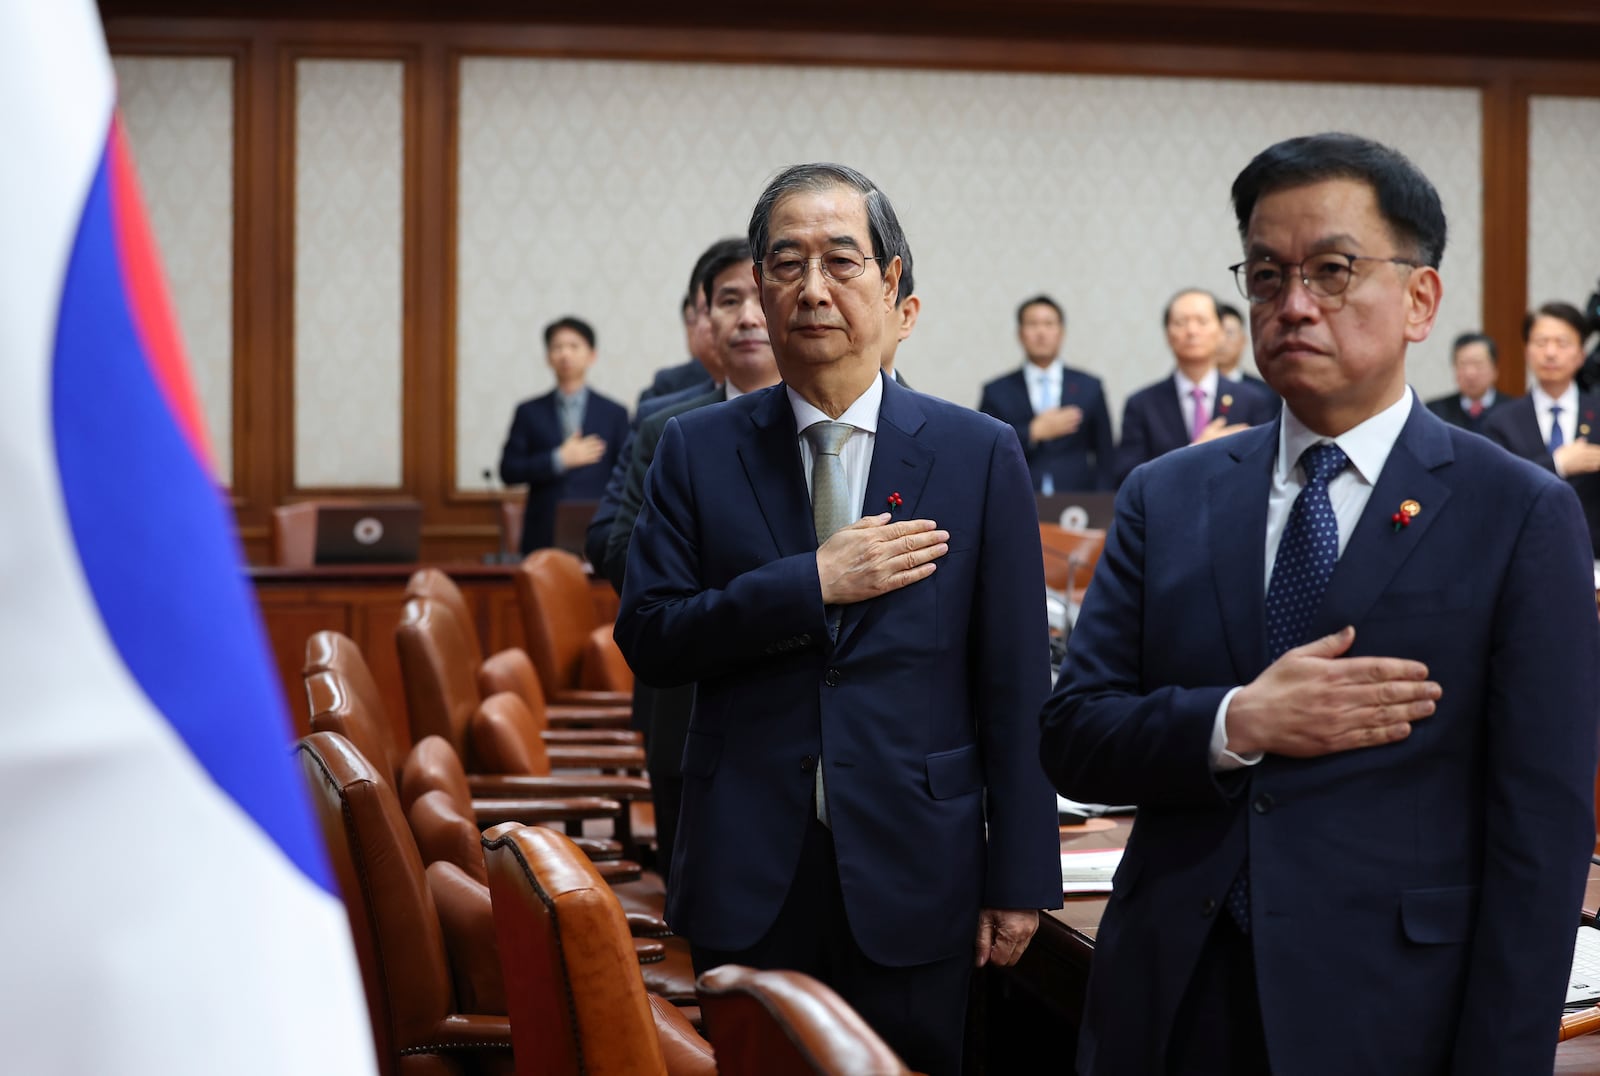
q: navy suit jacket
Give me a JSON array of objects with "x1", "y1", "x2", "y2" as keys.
[
  {"x1": 1425, "y1": 392, "x2": 1502, "y2": 435},
  {"x1": 978, "y1": 365, "x2": 1114, "y2": 491},
  {"x1": 499, "y1": 388, "x2": 628, "y2": 554},
  {"x1": 1114, "y1": 372, "x2": 1279, "y2": 486},
  {"x1": 1482, "y1": 391, "x2": 1600, "y2": 558},
  {"x1": 638, "y1": 358, "x2": 714, "y2": 409},
  {"x1": 614, "y1": 375, "x2": 1063, "y2": 966},
  {"x1": 1041, "y1": 399, "x2": 1599, "y2": 1075}
]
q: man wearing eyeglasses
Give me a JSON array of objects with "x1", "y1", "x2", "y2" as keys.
[
  {"x1": 616, "y1": 163, "x2": 1061, "y2": 1075},
  {"x1": 1041, "y1": 132, "x2": 1598, "y2": 1075}
]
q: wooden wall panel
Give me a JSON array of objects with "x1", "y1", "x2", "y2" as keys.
[{"x1": 102, "y1": 9, "x2": 1600, "y2": 565}]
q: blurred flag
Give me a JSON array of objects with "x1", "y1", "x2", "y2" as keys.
[{"x1": 0, "y1": 3, "x2": 376, "y2": 1071}]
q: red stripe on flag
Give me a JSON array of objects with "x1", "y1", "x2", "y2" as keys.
[{"x1": 106, "y1": 115, "x2": 214, "y2": 473}]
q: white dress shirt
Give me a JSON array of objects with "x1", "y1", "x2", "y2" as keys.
[
  {"x1": 1531, "y1": 382, "x2": 1579, "y2": 466},
  {"x1": 1024, "y1": 359, "x2": 1064, "y2": 417},
  {"x1": 1175, "y1": 368, "x2": 1220, "y2": 439},
  {"x1": 788, "y1": 373, "x2": 881, "y2": 522},
  {"x1": 1211, "y1": 387, "x2": 1416, "y2": 768}
]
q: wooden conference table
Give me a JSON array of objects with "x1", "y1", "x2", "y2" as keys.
[{"x1": 992, "y1": 816, "x2": 1600, "y2": 1073}]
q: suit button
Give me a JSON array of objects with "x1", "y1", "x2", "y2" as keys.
[
  {"x1": 1253, "y1": 793, "x2": 1275, "y2": 814},
  {"x1": 800, "y1": 756, "x2": 815, "y2": 772},
  {"x1": 824, "y1": 668, "x2": 841, "y2": 687},
  {"x1": 1201, "y1": 897, "x2": 1217, "y2": 917}
]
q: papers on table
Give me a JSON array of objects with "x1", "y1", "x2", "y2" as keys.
[
  {"x1": 1058, "y1": 795, "x2": 1135, "y2": 823},
  {"x1": 1061, "y1": 847, "x2": 1124, "y2": 894}
]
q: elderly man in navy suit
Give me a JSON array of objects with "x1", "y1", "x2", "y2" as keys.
[
  {"x1": 1115, "y1": 288, "x2": 1279, "y2": 484},
  {"x1": 1042, "y1": 133, "x2": 1599, "y2": 1074},
  {"x1": 615, "y1": 163, "x2": 1061, "y2": 1075},
  {"x1": 978, "y1": 295, "x2": 1115, "y2": 492}
]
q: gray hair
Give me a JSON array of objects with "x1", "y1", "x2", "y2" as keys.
[{"x1": 748, "y1": 163, "x2": 913, "y2": 304}]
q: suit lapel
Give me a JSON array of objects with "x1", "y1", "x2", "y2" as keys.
[
  {"x1": 837, "y1": 376, "x2": 935, "y2": 649},
  {"x1": 737, "y1": 387, "x2": 814, "y2": 559},
  {"x1": 1579, "y1": 391, "x2": 1600, "y2": 444},
  {"x1": 1312, "y1": 400, "x2": 1454, "y2": 638},
  {"x1": 1209, "y1": 423, "x2": 1277, "y2": 680}
]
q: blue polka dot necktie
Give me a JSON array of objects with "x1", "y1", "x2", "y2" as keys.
[{"x1": 1227, "y1": 441, "x2": 1350, "y2": 933}]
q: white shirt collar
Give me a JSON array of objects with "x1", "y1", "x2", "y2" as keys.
[
  {"x1": 1278, "y1": 387, "x2": 1414, "y2": 486},
  {"x1": 786, "y1": 371, "x2": 884, "y2": 435},
  {"x1": 1024, "y1": 358, "x2": 1063, "y2": 382},
  {"x1": 1531, "y1": 382, "x2": 1578, "y2": 413},
  {"x1": 1175, "y1": 367, "x2": 1219, "y2": 398}
]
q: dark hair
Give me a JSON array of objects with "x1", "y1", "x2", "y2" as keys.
[
  {"x1": 1217, "y1": 302, "x2": 1244, "y2": 324},
  {"x1": 543, "y1": 316, "x2": 594, "y2": 350},
  {"x1": 1450, "y1": 331, "x2": 1498, "y2": 363},
  {"x1": 1522, "y1": 301, "x2": 1590, "y2": 343},
  {"x1": 748, "y1": 163, "x2": 913, "y2": 304},
  {"x1": 697, "y1": 237, "x2": 754, "y2": 307},
  {"x1": 1162, "y1": 288, "x2": 1220, "y2": 327},
  {"x1": 1231, "y1": 132, "x2": 1448, "y2": 268},
  {"x1": 1017, "y1": 294, "x2": 1065, "y2": 328}
]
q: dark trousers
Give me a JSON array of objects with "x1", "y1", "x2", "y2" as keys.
[
  {"x1": 1164, "y1": 913, "x2": 1271, "y2": 1075},
  {"x1": 690, "y1": 815, "x2": 972, "y2": 1076}
]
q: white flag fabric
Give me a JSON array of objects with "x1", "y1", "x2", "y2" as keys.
[{"x1": 0, "y1": 3, "x2": 377, "y2": 1071}]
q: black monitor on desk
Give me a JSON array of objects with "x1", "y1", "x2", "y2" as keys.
[{"x1": 1037, "y1": 491, "x2": 1117, "y2": 530}]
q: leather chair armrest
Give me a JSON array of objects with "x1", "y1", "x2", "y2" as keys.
[
  {"x1": 627, "y1": 911, "x2": 672, "y2": 936},
  {"x1": 468, "y1": 773, "x2": 651, "y2": 801},
  {"x1": 470, "y1": 796, "x2": 621, "y2": 827},
  {"x1": 541, "y1": 728, "x2": 644, "y2": 747},
  {"x1": 546, "y1": 705, "x2": 633, "y2": 727},
  {"x1": 649, "y1": 995, "x2": 715, "y2": 1075},
  {"x1": 571, "y1": 835, "x2": 623, "y2": 860},
  {"x1": 635, "y1": 937, "x2": 666, "y2": 964},
  {"x1": 545, "y1": 744, "x2": 647, "y2": 770},
  {"x1": 424, "y1": 1013, "x2": 513, "y2": 1050},
  {"x1": 551, "y1": 689, "x2": 633, "y2": 706},
  {"x1": 594, "y1": 859, "x2": 643, "y2": 885}
]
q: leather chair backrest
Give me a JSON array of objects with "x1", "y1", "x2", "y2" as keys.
[
  {"x1": 272, "y1": 502, "x2": 319, "y2": 568},
  {"x1": 396, "y1": 597, "x2": 483, "y2": 757},
  {"x1": 482, "y1": 824, "x2": 667, "y2": 1076},
  {"x1": 406, "y1": 569, "x2": 485, "y2": 669},
  {"x1": 470, "y1": 691, "x2": 553, "y2": 777},
  {"x1": 425, "y1": 859, "x2": 504, "y2": 1016},
  {"x1": 581, "y1": 623, "x2": 634, "y2": 693},
  {"x1": 294, "y1": 731, "x2": 456, "y2": 1075},
  {"x1": 306, "y1": 629, "x2": 411, "y2": 758},
  {"x1": 410, "y1": 789, "x2": 487, "y2": 885},
  {"x1": 696, "y1": 965, "x2": 911, "y2": 1075},
  {"x1": 307, "y1": 666, "x2": 404, "y2": 792},
  {"x1": 477, "y1": 647, "x2": 551, "y2": 719},
  {"x1": 398, "y1": 734, "x2": 477, "y2": 816},
  {"x1": 515, "y1": 549, "x2": 597, "y2": 694}
]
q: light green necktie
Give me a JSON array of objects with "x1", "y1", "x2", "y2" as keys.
[{"x1": 803, "y1": 420, "x2": 854, "y2": 827}]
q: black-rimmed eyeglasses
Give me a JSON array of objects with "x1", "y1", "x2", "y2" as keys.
[{"x1": 1228, "y1": 252, "x2": 1418, "y2": 304}]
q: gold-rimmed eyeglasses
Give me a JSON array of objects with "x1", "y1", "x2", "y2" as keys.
[{"x1": 759, "y1": 249, "x2": 879, "y2": 284}]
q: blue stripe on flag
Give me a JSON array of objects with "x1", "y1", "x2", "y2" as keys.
[{"x1": 50, "y1": 133, "x2": 336, "y2": 895}]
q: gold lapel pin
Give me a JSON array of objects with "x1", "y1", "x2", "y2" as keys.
[
  {"x1": 1581, "y1": 424, "x2": 1591, "y2": 436},
  {"x1": 1401, "y1": 500, "x2": 1421, "y2": 518},
  {"x1": 1220, "y1": 394, "x2": 1234, "y2": 407},
  {"x1": 1391, "y1": 500, "x2": 1421, "y2": 533}
]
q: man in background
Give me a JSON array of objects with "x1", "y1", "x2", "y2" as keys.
[
  {"x1": 1114, "y1": 288, "x2": 1277, "y2": 484},
  {"x1": 978, "y1": 294, "x2": 1114, "y2": 492},
  {"x1": 1425, "y1": 331, "x2": 1502, "y2": 433},
  {"x1": 499, "y1": 316, "x2": 628, "y2": 553},
  {"x1": 637, "y1": 288, "x2": 717, "y2": 408}
]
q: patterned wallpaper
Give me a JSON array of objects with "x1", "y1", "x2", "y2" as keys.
[
  {"x1": 455, "y1": 59, "x2": 1484, "y2": 489},
  {"x1": 293, "y1": 59, "x2": 404, "y2": 489},
  {"x1": 1528, "y1": 95, "x2": 1600, "y2": 356},
  {"x1": 112, "y1": 56, "x2": 235, "y2": 485}
]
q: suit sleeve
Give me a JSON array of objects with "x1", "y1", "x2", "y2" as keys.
[
  {"x1": 614, "y1": 418, "x2": 828, "y2": 688},
  {"x1": 1038, "y1": 467, "x2": 1236, "y2": 808},
  {"x1": 1089, "y1": 386, "x2": 1116, "y2": 490},
  {"x1": 583, "y1": 425, "x2": 635, "y2": 592},
  {"x1": 498, "y1": 405, "x2": 562, "y2": 488},
  {"x1": 1113, "y1": 397, "x2": 1151, "y2": 488},
  {"x1": 971, "y1": 427, "x2": 1068, "y2": 910},
  {"x1": 978, "y1": 383, "x2": 1035, "y2": 462},
  {"x1": 601, "y1": 419, "x2": 656, "y2": 593},
  {"x1": 1450, "y1": 479, "x2": 1599, "y2": 1073}
]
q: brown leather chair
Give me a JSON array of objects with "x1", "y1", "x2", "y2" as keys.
[
  {"x1": 1038, "y1": 523, "x2": 1106, "y2": 596},
  {"x1": 294, "y1": 730, "x2": 513, "y2": 1076},
  {"x1": 272, "y1": 501, "x2": 320, "y2": 568},
  {"x1": 483, "y1": 824, "x2": 716, "y2": 1076},
  {"x1": 696, "y1": 965, "x2": 913, "y2": 1075},
  {"x1": 407, "y1": 568, "x2": 635, "y2": 736},
  {"x1": 515, "y1": 549, "x2": 634, "y2": 702},
  {"x1": 396, "y1": 597, "x2": 645, "y2": 770}
]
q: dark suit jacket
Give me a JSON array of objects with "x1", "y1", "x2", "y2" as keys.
[
  {"x1": 1114, "y1": 372, "x2": 1279, "y2": 486},
  {"x1": 1040, "y1": 400, "x2": 1599, "y2": 1075},
  {"x1": 614, "y1": 374, "x2": 1063, "y2": 966},
  {"x1": 978, "y1": 365, "x2": 1114, "y2": 491},
  {"x1": 638, "y1": 358, "x2": 713, "y2": 409},
  {"x1": 1483, "y1": 392, "x2": 1600, "y2": 558},
  {"x1": 1425, "y1": 392, "x2": 1502, "y2": 435},
  {"x1": 499, "y1": 388, "x2": 628, "y2": 554}
]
